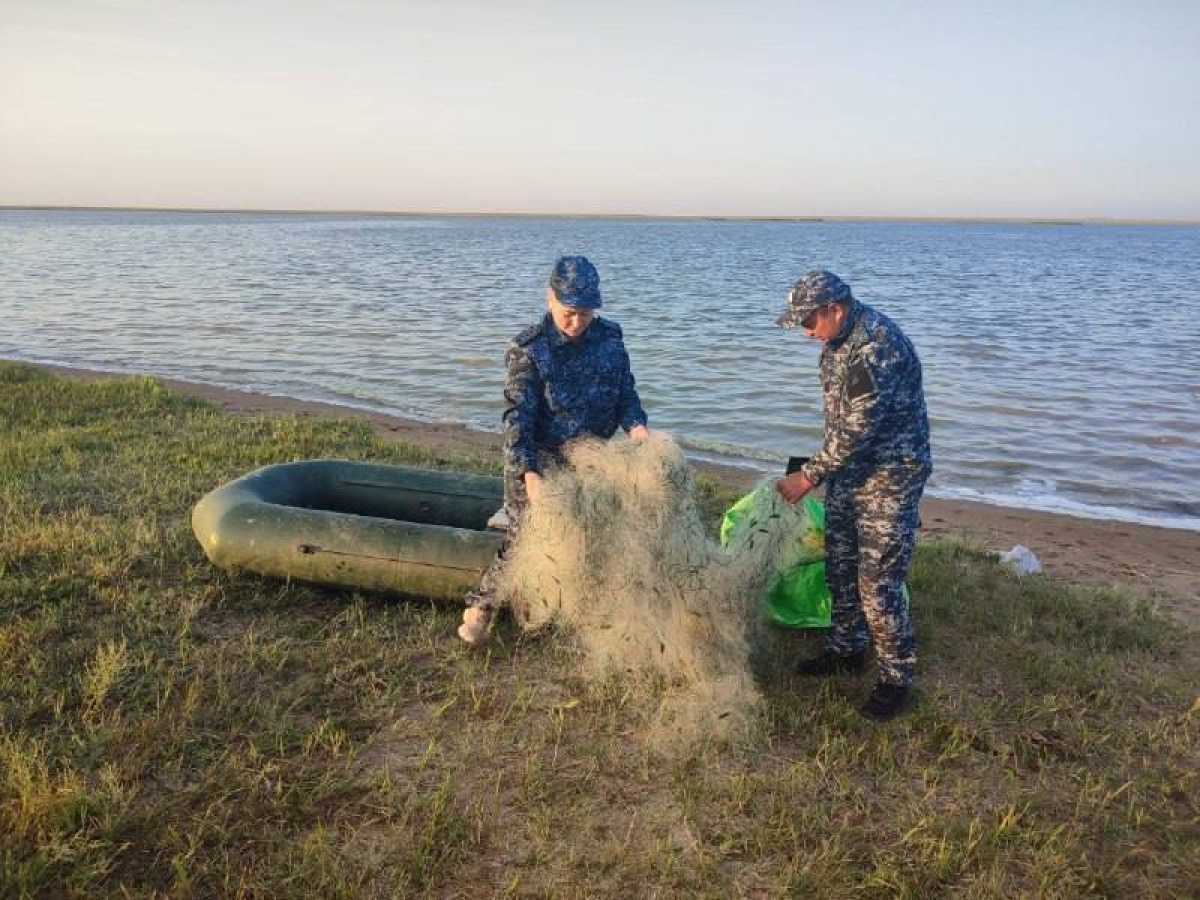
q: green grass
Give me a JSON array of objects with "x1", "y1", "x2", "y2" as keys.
[{"x1": 2, "y1": 361, "x2": 1198, "y2": 898}]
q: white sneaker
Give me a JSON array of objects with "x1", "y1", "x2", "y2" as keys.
[{"x1": 457, "y1": 606, "x2": 493, "y2": 646}]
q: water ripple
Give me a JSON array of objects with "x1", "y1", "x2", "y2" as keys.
[{"x1": 2, "y1": 209, "x2": 1198, "y2": 530}]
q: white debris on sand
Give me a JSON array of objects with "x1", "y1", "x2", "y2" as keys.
[{"x1": 998, "y1": 544, "x2": 1043, "y2": 576}]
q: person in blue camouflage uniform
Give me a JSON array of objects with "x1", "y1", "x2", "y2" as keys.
[
  {"x1": 458, "y1": 255, "x2": 649, "y2": 645},
  {"x1": 775, "y1": 270, "x2": 932, "y2": 720}
]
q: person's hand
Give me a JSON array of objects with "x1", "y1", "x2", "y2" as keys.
[
  {"x1": 524, "y1": 471, "x2": 545, "y2": 504},
  {"x1": 629, "y1": 424, "x2": 650, "y2": 442},
  {"x1": 775, "y1": 471, "x2": 813, "y2": 504}
]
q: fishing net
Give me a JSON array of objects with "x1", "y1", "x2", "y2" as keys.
[
  {"x1": 721, "y1": 492, "x2": 832, "y2": 629},
  {"x1": 496, "y1": 433, "x2": 823, "y2": 749}
]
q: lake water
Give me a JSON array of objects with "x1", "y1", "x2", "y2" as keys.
[{"x1": 2, "y1": 209, "x2": 1198, "y2": 530}]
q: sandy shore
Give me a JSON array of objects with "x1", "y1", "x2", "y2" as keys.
[{"x1": 17, "y1": 360, "x2": 1199, "y2": 623}]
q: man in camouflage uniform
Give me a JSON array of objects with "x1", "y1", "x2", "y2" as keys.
[
  {"x1": 775, "y1": 270, "x2": 931, "y2": 720},
  {"x1": 459, "y1": 255, "x2": 649, "y2": 644}
]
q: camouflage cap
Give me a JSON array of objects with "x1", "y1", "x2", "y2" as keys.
[
  {"x1": 776, "y1": 270, "x2": 853, "y2": 328},
  {"x1": 549, "y1": 255, "x2": 602, "y2": 309}
]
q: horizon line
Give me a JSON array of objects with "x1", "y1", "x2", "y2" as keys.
[{"x1": 2, "y1": 204, "x2": 1198, "y2": 227}]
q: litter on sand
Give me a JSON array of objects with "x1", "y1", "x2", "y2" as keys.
[{"x1": 998, "y1": 544, "x2": 1042, "y2": 576}]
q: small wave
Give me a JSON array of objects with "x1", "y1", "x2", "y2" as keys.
[
  {"x1": 1124, "y1": 432, "x2": 1199, "y2": 449},
  {"x1": 968, "y1": 403, "x2": 1038, "y2": 418},
  {"x1": 675, "y1": 435, "x2": 787, "y2": 464},
  {"x1": 927, "y1": 483, "x2": 1200, "y2": 532},
  {"x1": 452, "y1": 356, "x2": 495, "y2": 369},
  {"x1": 301, "y1": 218, "x2": 452, "y2": 231}
]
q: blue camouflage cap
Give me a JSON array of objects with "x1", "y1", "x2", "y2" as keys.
[
  {"x1": 549, "y1": 255, "x2": 602, "y2": 309},
  {"x1": 776, "y1": 270, "x2": 853, "y2": 328}
]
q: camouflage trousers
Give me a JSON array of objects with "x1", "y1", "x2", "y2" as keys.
[
  {"x1": 465, "y1": 448, "x2": 570, "y2": 614},
  {"x1": 463, "y1": 501, "x2": 525, "y2": 613},
  {"x1": 823, "y1": 462, "x2": 930, "y2": 687}
]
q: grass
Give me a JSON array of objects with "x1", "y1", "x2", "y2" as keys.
[{"x1": 1, "y1": 360, "x2": 1198, "y2": 898}]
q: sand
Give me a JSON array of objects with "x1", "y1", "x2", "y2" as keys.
[{"x1": 16, "y1": 360, "x2": 1199, "y2": 625}]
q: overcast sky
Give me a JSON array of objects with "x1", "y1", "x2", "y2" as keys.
[{"x1": 3, "y1": 0, "x2": 1198, "y2": 218}]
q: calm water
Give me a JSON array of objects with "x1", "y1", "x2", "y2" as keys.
[{"x1": 2, "y1": 209, "x2": 1198, "y2": 530}]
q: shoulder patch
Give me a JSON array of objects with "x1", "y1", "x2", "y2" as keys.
[
  {"x1": 513, "y1": 322, "x2": 543, "y2": 347},
  {"x1": 846, "y1": 359, "x2": 876, "y2": 401}
]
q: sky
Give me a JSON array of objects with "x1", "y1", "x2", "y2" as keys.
[{"x1": 2, "y1": 0, "x2": 1198, "y2": 219}]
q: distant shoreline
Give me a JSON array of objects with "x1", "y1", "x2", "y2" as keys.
[{"x1": 3, "y1": 205, "x2": 1198, "y2": 227}]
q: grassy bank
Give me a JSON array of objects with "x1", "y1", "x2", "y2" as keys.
[{"x1": 1, "y1": 362, "x2": 1197, "y2": 898}]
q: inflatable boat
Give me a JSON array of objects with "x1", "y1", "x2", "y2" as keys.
[{"x1": 192, "y1": 460, "x2": 505, "y2": 600}]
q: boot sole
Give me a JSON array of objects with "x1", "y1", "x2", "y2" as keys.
[{"x1": 858, "y1": 689, "x2": 916, "y2": 722}]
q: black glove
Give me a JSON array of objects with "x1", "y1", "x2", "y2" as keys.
[{"x1": 785, "y1": 456, "x2": 810, "y2": 476}]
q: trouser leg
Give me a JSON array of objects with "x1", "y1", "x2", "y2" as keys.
[
  {"x1": 464, "y1": 515, "x2": 523, "y2": 611},
  {"x1": 465, "y1": 500, "x2": 525, "y2": 613},
  {"x1": 823, "y1": 473, "x2": 871, "y2": 656},
  {"x1": 464, "y1": 464, "x2": 532, "y2": 612},
  {"x1": 854, "y1": 466, "x2": 928, "y2": 687}
]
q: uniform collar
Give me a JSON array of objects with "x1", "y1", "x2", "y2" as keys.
[
  {"x1": 544, "y1": 312, "x2": 599, "y2": 349},
  {"x1": 828, "y1": 299, "x2": 862, "y2": 349}
]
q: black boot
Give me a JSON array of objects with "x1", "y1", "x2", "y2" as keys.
[
  {"x1": 796, "y1": 649, "x2": 866, "y2": 677},
  {"x1": 859, "y1": 682, "x2": 913, "y2": 721}
]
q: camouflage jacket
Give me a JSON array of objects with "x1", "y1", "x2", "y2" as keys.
[
  {"x1": 503, "y1": 313, "x2": 647, "y2": 480},
  {"x1": 800, "y1": 300, "x2": 931, "y2": 487}
]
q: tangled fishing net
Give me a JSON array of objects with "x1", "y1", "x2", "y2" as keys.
[{"x1": 496, "y1": 433, "x2": 824, "y2": 749}]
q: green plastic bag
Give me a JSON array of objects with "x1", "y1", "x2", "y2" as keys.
[{"x1": 720, "y1": 490, "x2": 832, "y2": 629}]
